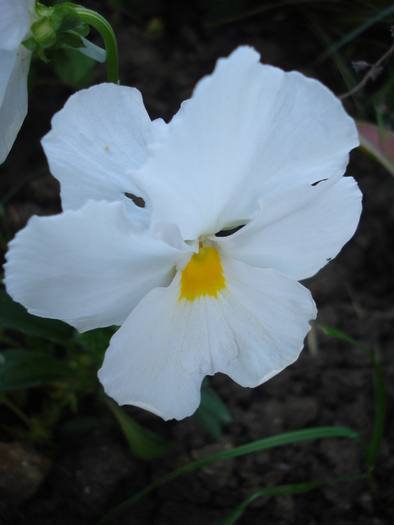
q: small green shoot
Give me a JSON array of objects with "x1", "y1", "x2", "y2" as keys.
[
  {"x1": 104, "y1": 396, "x2": 172, "y2": 460},
  {"x1": 193, "y1": 379, "x2": 232, "y2": 439}
]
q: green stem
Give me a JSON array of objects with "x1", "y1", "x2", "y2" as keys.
[{"x1": 75, "y1": 7, "x2": 118, "y2": 84}]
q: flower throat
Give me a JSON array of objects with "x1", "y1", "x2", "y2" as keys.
[{"x1": 179, "y1": 246, "x2": 225, "y2": 301}]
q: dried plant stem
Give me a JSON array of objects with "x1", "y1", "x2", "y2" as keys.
[{"x1": 339, "y1": 43, "x2": 394, "y2": 100}]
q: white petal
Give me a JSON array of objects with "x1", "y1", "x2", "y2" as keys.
[
  {"x1": 4, "y1": 201, "x2": 187, "y2": 332},
  {"x1": 0, "y1": 0, "x2": 31, "y2": 51},
  {"x1": 98, "y1": 274, "x2": 205, "y2": 421},
  {"x1": 0, "y1": 48, "x2": 17, "y2": 110},
  {"x1": 129, "y1": 46, "x2": 358, "y2": 240},
  {"x1": 0, "y1": 45, "x2": 31, "y2": 164},
  {"x1": 211, "y1": 258, "x2": 316, "y2": 387},
  {"x1": 215, "y1": 174, "x2": 362, "y2": 281},
  {"x1": 41, "y1": 84, "x2": 166, "y2": 225},
  {"x1": 99, "y1": 257, "x2": 315, "y2": 420}
]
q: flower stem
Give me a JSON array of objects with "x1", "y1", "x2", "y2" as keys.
[{"x1": 74, "y1": 7, "x2": 119, "y2": 84}]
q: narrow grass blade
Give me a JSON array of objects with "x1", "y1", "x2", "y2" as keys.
[
  {"x1": 221, "y1": 474, "x2": 366, "y2": 525},
  {"x1": 303, "y1": 10, "x2": 357, "y2": 95},
  {"x1": 97, "y1": 425, "x2": 363, "y2": 524},
  {"x1": 319, "y1": 325, "x2": 386, "y2": 472},
  {"x1": 317, "y1": 5, "x2": 394, "y2": 62}
]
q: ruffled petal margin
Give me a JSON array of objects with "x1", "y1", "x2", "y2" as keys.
[
  {"x1": 41, "y1": 84, "x2": 167, "y2": 225},
  {"x1": 98, "y1": 257, "x2": 316, "y2": 420},
  {"x1": 215, "y1": 174, "x2": 362, "y2": 281},
  {"x1": 4, "y1": 201, "x2": 187, "y2": 332},
  {"x1": 129, "y1": 46, "x2": 359, "y2": 240}
]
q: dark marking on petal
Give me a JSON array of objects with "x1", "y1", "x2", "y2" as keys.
[
  {"x1": 215, "y1": 225, "x2": 245, "y2": 237},
  {"x1": 125, "y1": 192, "x2": 145, "y2": 208},
  {"x1": 326, "y1": 257, "x2": 332, "y2": 261},
  {"x1": 311, "y1": 178, "x2": 328, "y2": 186}
]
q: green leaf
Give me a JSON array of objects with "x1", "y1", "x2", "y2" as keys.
[
  {"x1": 194, "y1": 379, "x2": 232, "y2": 439},
  {"x1": 104, "y1": 397, "x2": 172, "y2": 460},
  {"x1": 0, "y1": 289, "x2": 74, "y2": 344},
  {"x1": 0, "y1": 349, "x2": 77, "y2": 391}
]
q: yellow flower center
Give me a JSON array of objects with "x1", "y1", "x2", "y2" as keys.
[{"x1": 179, "y1": 246, "x2": 225, "y2": 302}]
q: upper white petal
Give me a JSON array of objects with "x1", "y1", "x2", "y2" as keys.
[
  {"x1": 129, "y1": 46, "x2": 359, "y2": 239},
  {"x1": 0, "y1": 45, "x2": 31, "y2": 164},
  {"x1": 98, "y1": 256, "x2": 316, "y2": 420},
  {"x1": 215, "y1": 174, "x2": 362, "y2": 280},
  {"x1": 41, "y1": 83, "x2": 167, "y2": 225},
  {"x1": 0, "y1": 0, "x2": 31, "y2": 51},
  {"x1": 4, "y1": 201, "x2": 188, "y2": 332}
]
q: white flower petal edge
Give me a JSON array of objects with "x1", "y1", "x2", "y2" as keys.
[
  {"x1": 0, "y1": 0, "x2": 32, "y2": 51},
  {"x1": 41, "y1": 84, "x2": 167, "y2": 224},
  {"x1": 4, "y1": 200, "x2": 189, "y2": 332},
  {"x1": 0, "y1": 46, "x2": 32, "y2": 163},
  {"x1": 129, "y1": 46, "x2": 359, "y2": 240},
  {"x1": 216, "y1": 174, "x2": 362, "y2": 281},
  {"x1": 0, "y1": 0, "x2": 34, "y2": 163},
  {"x1": 98, "y1": 258, "x2": 316, "y2": 420}
]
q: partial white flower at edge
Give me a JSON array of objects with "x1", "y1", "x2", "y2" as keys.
[
  {"x1": 0, "y1": 0, "x2": 36, "y2": 163},
  {"x1": 4, "y1": 47, "x2": 362, "y2": 421}
]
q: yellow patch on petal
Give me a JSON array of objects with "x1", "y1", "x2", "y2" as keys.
[{"x1": 179, "y1": 246, "x2": 225, "y2": 302}]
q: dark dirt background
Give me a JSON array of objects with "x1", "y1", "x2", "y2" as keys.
[{"x1": 0, "y1": 1, "x2": 393, "y2": 524}]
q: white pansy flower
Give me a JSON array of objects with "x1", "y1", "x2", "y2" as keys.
[
  {"x1": 0, "y1": 0, "x2": 36, "y2": 163},
  {"x1": 4, "y1": 47, "x2": 362, "y2": 420}
]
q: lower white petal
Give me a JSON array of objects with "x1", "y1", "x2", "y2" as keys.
[
  {"x1": 98, "y1": 275, "x2": 204, "y2": 421},
  {"x1": 210, "y1": 259, "x2": 316, "y2": 387},
  {"x1": 98, "y1": 258, "x2": 316, "y2": 420},
  {"x1": 4, "y1": 201, "x2": 186, "y2": 332}
]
